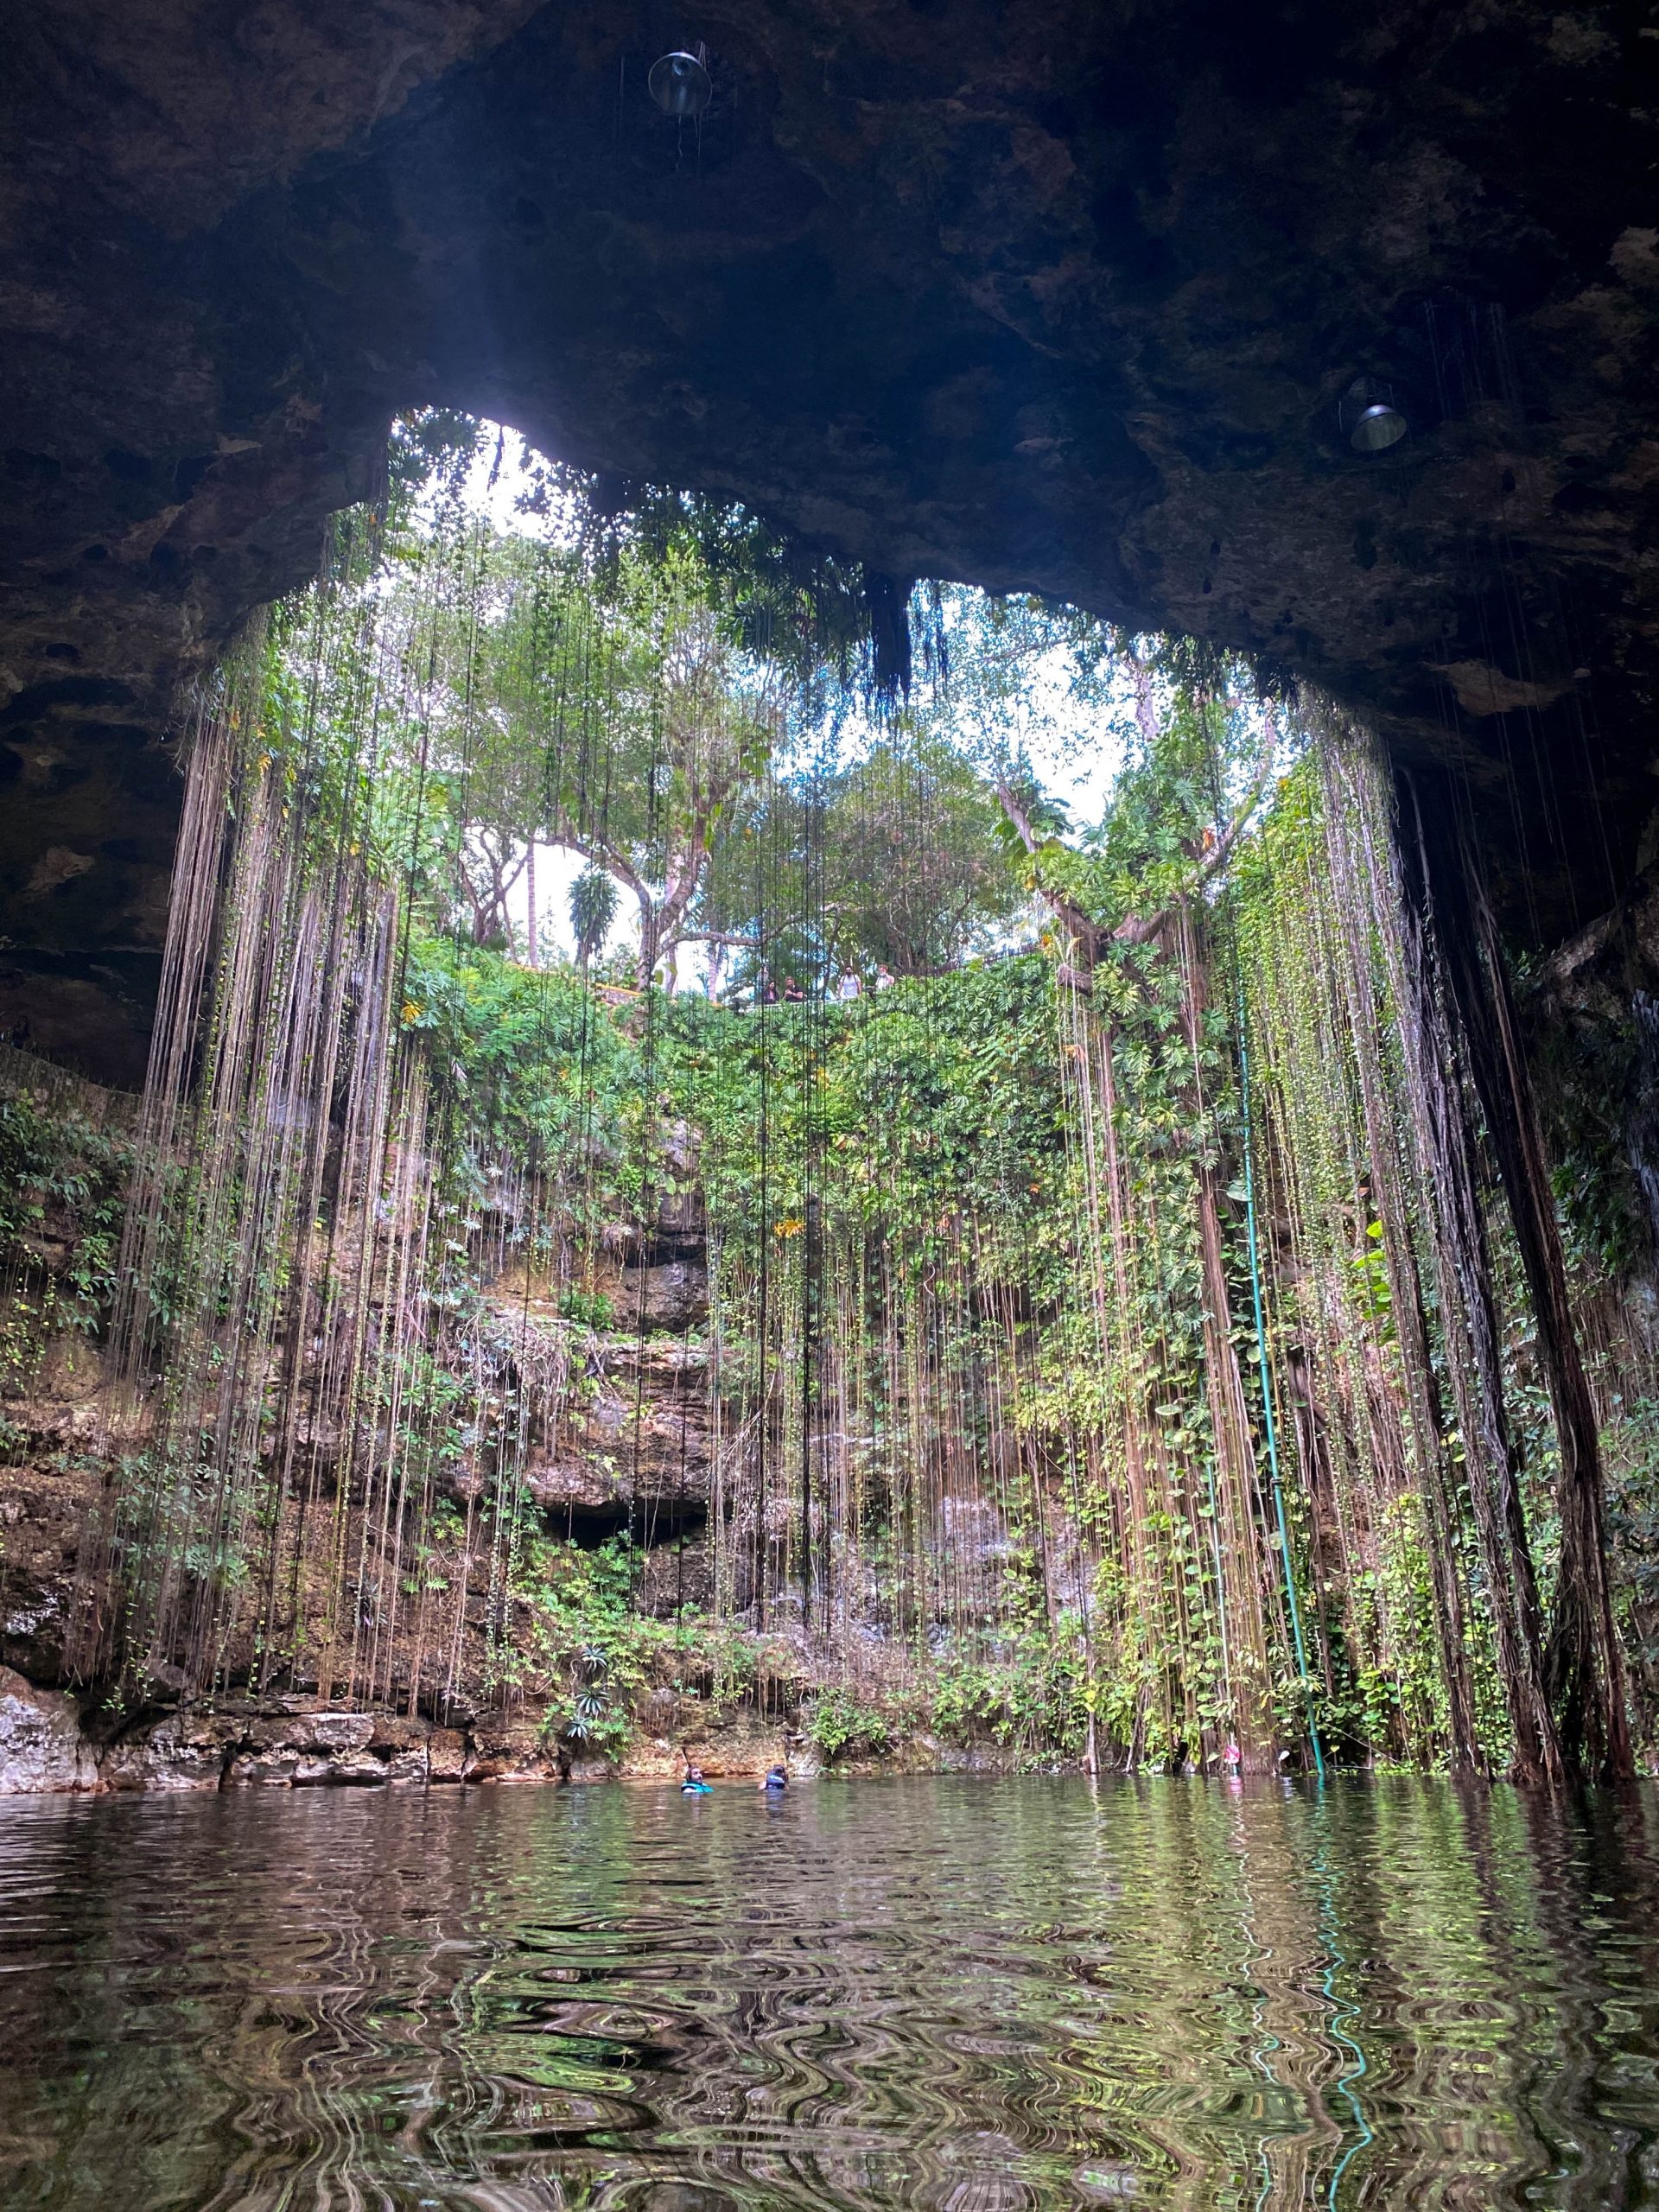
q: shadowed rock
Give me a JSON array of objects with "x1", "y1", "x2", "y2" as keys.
[{"x1": 3, "y1": 2, "x2": 1657, "y2": 1075}]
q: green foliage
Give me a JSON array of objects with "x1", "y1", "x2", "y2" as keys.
[
  {"x1": 804, "y1": 1686, "x2": 893, "y2": 1761},
  {"x1": 671, "y1": 957, "x2": 1066, "y2": 1272},
  {"x1": 1049, "y1": 685, "x2": 1273, "y2": 938},
  {"x1": 386, "y1": 410, "x2": 491, "y2": 519},
  {"x1": 1523, "y1": 976, "x2": 1649, "y2": 1284},
  {"x1": 507, "y1": 457, "x2": 879, "y2": 703},
  {"x1": 559, "y1": 1283, "x2": 615, "y2": 1331},
  {"x1": 1602, "y1": 1395, "x2": 1659, "y2": 1750},
  {"x1": 701, "y1": 725, "x2": 1029, "y2": 988},
  {"x1": 512, "y1": 1533, "x2": 753, "y2": 1739},
  {"x1": 0, "y1": 1093, "x2": 130, "y2": 1397},
  {"x1": 569, "y1": 867, "x2": 620, "y2": 963},
  {"x1": 559, "y1": 1645, "x2": 626, "y2": 1756},
  {"x1": 930, "y1": 1642, "x2": 1091, "y2": 1758},
  {"x1": 400, "y1": 938, "x2": 636, "y2": 1178}
]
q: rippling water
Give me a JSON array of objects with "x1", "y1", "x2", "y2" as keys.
[{"x1": 3, "y1": 1777, "x2": 1659, "y2": 2209}]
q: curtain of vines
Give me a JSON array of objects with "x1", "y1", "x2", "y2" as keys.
[
  {"x1": 72, "y1": 515, "x2": 617, "y2": 1711},
  {"x1": 65, "y1": 477, "x2": 1651, "y2": 1772}
]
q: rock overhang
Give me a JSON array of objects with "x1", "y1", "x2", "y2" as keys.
[{"x1": 3, "y1": 0, "x2": 1656, "y2": 1075}]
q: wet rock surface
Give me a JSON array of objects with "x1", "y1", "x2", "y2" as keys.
[
  {"x1": 0, "y1": 1209, "x2": 728, "y2": 1792},
  {"x1": 0, "y1": 1681, "x2": 990, "y2": 1794},
  {"x1": 4, "y1": 3, "x2": 1658, "y2": 1074},
  {"x1": 0, "y1": 1459, "x2": 98, "y2": 1688},
  {"x1": 0, "y1": 1663, "x2": 1077, "y2": 1793},
  {"x1": 0, "y1": 1685, "x2": 569, "y2": 1796},
  {"x1": 0, "y1": 1667, "x2": 98, "y2": 1794}
]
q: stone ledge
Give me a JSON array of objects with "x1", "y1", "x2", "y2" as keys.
[{"x1": 0, "y1": 1666, "x2": 98, "y2": 1793}]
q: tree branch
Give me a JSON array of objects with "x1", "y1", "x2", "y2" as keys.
[
  {"x1": 998, "y1": 708, "x2": 1278, "y2": 964},
  {"x1": 680, "y1": 928, "x2": 764, "y2": 950}
]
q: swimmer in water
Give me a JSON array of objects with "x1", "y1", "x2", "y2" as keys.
[
  {"x1": 760, "y1": 1763, "x2": 788, "y2": 1793},
  {"x1": 681, "y1": 1758, "x2": 710, "y2": 1795}
]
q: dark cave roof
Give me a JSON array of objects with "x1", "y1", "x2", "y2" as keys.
[{"x1": 3, "y1": 0, "x2": 1657, "y2": 1077}]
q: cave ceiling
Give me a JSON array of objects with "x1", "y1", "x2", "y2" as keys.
[{"x1": 3, "y1": 0, "x2": 1657, "y2": 1080}]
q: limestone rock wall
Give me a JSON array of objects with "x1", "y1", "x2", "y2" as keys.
[
  {"x1": 0, "y1": 1668, "x2": 98, "y2": 1794},
  {"x1": 0, "y1": 1108, "x2": 726, "y2": 1788},
  {"x1": 0, "y1": 1670, "x2": 833, "y2": 1794}
]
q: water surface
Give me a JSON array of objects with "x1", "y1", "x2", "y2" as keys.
[{"x1": 3, "y1": 1775, "x2": 1659, "y2": 2209}]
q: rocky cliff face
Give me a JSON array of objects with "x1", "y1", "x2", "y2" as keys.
[
  {"x1": 0, "y1": 1054, "x2": 728, "y2": 1789},
  {"x1": 3, "y1": 3, "x2": 1657, "y2": 1076},
  {"x1": 0, "y1": 1665, "x2": 821, "y2": 1795}
]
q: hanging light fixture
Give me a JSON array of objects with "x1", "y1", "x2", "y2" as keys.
[
  {"x1": 1351, "y1": 401, "x2": 1408, "y2": 452},
  {"x1": 1340, "y1": 376, "x2": 1409, "y2": 454},
  {"x1": 649, "y1": 48, "x2": 713, "y2": 118}
]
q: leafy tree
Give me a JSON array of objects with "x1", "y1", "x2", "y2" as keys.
[
  {"x1": 358, "y1": 527, "x2": 785, "y2": 984},
  {"x1": 995, "y1": 680, "x2": 1278, "y2": 975},
  {"x1": 569, "y1": 866, "x2": 620, "y2": 969},
  {"x1": 817, "y1": 726, "x2": 1027, "y2": 977}
]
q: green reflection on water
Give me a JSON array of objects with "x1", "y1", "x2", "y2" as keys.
[{"x1": 1, "y1": 1776, "x2": 1657, "y2": 2210}]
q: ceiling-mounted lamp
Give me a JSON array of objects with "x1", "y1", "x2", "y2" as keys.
[
  {"x1": 1340, "y1": 375, "x2": 1408, "y2": 454},
  {"x1": 649, "y1": 48, "x2": 713, "y2": 118},
  {"x1": 1351, "y1": 401, "x2": 1408, "y2": 453}
]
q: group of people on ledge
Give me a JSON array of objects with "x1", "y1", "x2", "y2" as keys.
[{"x1": 752, "y1": 967, "x2": 893, "y2": 1005}]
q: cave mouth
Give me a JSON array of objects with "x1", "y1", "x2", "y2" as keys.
[
  {"x1": 8, "y1": 0, "x2": 1658, "y2": 1107},
  {"x1": 9, "y1": 4, "x2": 1659, "y2": 2192},
  {"x1": 0, "y1": 403, "x2": 1644, "y2": 1802}
]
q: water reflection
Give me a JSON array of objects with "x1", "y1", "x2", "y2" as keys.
[{"x1": 2, "y1": 1777, "x2": 1658, "y2": 2209}]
